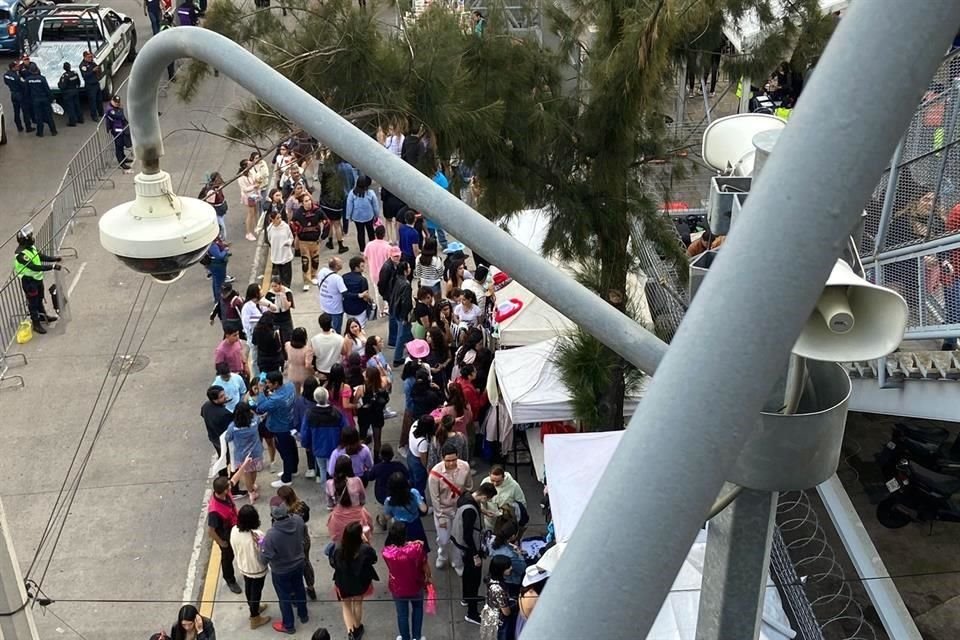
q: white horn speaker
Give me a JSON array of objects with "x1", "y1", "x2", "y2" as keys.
[{"x1": 792, "y1": 259, "x2": 909, "y2": 362}]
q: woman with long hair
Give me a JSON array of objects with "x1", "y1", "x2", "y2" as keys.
[
  {"x1": 363, "y1": 335, "x2": 391, "y2": 387},
  {"x1": 285, "y1": 326, "x2": 313, "y2": 395},
  {"x1": 382, "y1": 521, "x2": 431, "y2": 640},
  {"x1": 454, "y1": 289, "x2": 483, "y2": 328},
  {"x1": 341, "y1": 317, "x2": 366, "y2": 362},
  {"x1": 410, "y1": 369, "x2": 443, "y2": 419},
  {"x1": 414, "y1": 237, "x2": 444, "y2": 298},
  {"x1": 274, "y1": 485, "x2": 317, "y2": 600},
  {"x1": 480, "y1": 556, "x2": 514, "y2": 640},
  {"x1": 443, "y1": 382, "x2": 473, "y2": 437},
  {"x1": 433, "y1": 299, "x2": 455, "y2": 357},
  {"x1": 326, "y1": 455, "x2": 373, "y2": 542},
  {"x1": 230, "y1": 505, "x2": 271, "y2": 629},
  {"x1": 238, "y1": 158, "x2": 260, "y2": 241},
  {"x1": 329, "y1": 521, "x2": 379, "y2": 640},
  {"x1": 406, "y1": 414, "x2": 436, "y2": 495},
  {"x1": 428, "y1": 413, "x2": 468, "y2": 470},
  {"x1": 225, "y1": 403, "x2": 264, "y2": 502},
  {"x1": 326, "y1": 426, "x2": 374, "y2": 481},
  {"x1": 444, "y1": 259, "x2": 467, "y2": 299},
  {"x1": 355, "y1": 366, "x2": 389, "y2": 460},
  {"x1": 346, "y1": 174, "x2": 379, "y2": 252},
  {"x1": 326, "y1": 363, "x2": 357, "y2": 428},
  {"x1": 201, "y1": 171, "x2": 228, "y2": 241},
  {"x1": 425, "y1": 326, "x2": 452, "y2": 389},
  {"x1": 383, "y1": 471, "x2": 429, "y2": 550},
  {"x1": 249, "y1": 150, "x2": 270, "y2": 202},
  {"x1": 251, "y1": 311, "x2": 285, "y2": 375},
  {"x1": 169, "y1": 604, "x2": 215, "y2": 640}
]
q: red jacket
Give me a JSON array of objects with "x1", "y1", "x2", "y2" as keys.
[{"x1": 453, "y1": 376, "x2": 488, "y2": 417}]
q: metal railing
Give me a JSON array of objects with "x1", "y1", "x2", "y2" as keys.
[{"x1": 0, "y1": 114, "x2": 123, "y2": 390}]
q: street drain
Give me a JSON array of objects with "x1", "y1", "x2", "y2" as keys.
[{"x1": 109, "y1": 354, "x2": 150, "y2": 376}]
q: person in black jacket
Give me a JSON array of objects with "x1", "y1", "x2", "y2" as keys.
[
  {"x1": 292, "y1": 193, "x2": 324, "y2": 291},
  {"x1": 170, "y1": 604, "x2": 215, "y2": 640},
  {"x1": 58, "y1": 62, "x2": 83, "y2": 126},
  {"x1": 25, "y1": 63, "x2": 56, "y2": 137},
  {"x1": 453, "y1": 482, "x2": 498, "y2": 624},
  {"x1": 389, "y1": 261, "x2": 414, "y2": 367}
]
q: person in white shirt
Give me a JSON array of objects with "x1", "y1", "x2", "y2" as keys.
[
  {"x1": 309, "y1": 312, "x2": 345, "y2": 379},
  {"x1": 273, "y1": 143, "x2": 296, "y2": 189},
  {"x1": 266, "y1": 210, "x2": 295, "y2": 288},
  {"x1": 316, "y1": 256, "x2": 348, "y2": 333},
  {"x1": 238, "y1": 159, "x2": 261, "y2": 242},
  {"x1": 240, "y1": 283, "x2": 278, "y2": 377}
]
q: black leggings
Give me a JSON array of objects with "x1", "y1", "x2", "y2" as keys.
[
  {"x1": 243, "y1": 575, "x2": 266, "y2": 617},
  {"x1": 355, "y1": 220, "x2": 375, "y2": 252}
]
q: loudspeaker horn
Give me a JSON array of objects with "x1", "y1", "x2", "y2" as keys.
[{"x1": 792, "y1": 259, "x2": 908, "y2": 362}]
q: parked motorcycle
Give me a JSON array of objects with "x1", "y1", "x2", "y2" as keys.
[
  {"x1": 876, "y1": 459, "x2": 960, "y2": 528},
  {"x1": 874, "y1": 421, "x2": 960, "y2": 480}
]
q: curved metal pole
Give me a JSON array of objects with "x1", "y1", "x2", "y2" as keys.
[
  {"x1": 122, "y1": 2, "x2": 960, "y2": 634},
  {"x1": 127, "y1": 27, "x2": 670, "y2": 376}
]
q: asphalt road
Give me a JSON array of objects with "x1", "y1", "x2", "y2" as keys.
[{"x1": 0, "y1": 3, "x2": 265, "y2": 636}]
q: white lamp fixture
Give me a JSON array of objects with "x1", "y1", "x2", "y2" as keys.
[
  {"x1": 99, "y1": 171, "x2": 219, "y2": 283},
  {"x1": 701, "y1": 113, "x2": 787, "y2": 174}
]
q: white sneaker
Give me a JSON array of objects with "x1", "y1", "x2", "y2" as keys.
[
  {"x1": 302, "y1": 284, "x2": 311, "y2": 292},
  {"x1": 398, "y1": 445, "x2": 409, "y2": 457},
  {"x1": 397, "y1": 636, "x2": 403, "y2": 640},
  {"x1": 304, "y1": 469, "x2": 317, "y2": 478},
  {"x1": 453, "y1": 564, "x2": 464, "y2": 577},
  {"x1": 311, "y1": 278, "x2": 318, "y2": 285},
  {"x1": 384, "y1": 408, "x2": 398, "y2": 419},
  {"x1": 316, "y1": 475, "x2": 323, "y2": 484},
  {"x1": 270, "y1": 479, "x2": 292, "y2": 488},
  {"x1": 276, "y1": 470, "x2": 298, "y2": 477},
  {"x1": 435, "y1": 556, "x2": 447, "y2": 569},
  {"x1": 245, "y1": 232, "x2": 257, "y2": 241}
]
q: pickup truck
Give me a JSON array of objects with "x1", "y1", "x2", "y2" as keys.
[{"x1": 20, "y1": 4, "x2": 137, "y2": 98}]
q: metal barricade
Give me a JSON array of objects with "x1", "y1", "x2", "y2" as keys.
[{"x1": 0, "y1": 275, "x2": 28, "y2": 390}]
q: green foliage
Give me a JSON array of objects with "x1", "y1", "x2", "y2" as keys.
[{"x1": 179, "y1": 0, "x2": 832, "y2": 428}]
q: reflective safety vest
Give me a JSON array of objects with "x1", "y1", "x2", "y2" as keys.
[
  {"x1": 14, "y1": 247, "x2": 43, "y2": 280},
  {"x1": 774, "y1": 106, "x2": 792, "y2": 120}
]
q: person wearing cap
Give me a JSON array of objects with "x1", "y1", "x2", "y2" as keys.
[
  {"x1": 58, "y1": 62, "x2": 83, "y2": 126},
  {"x1": 13, "y1": 224, "x2": 61, "y2": 335},
  {"x1": 4, "y1": 62, "x2": 33, "y2": 132},
  {"x1": 261, "y1": 503, "x2": 309, "y2": 634},
  {"x1": 104, "y1": 95, "x2": 132, "y2": 172},
  {"x1": 78, "y1": 51, "x2": 103, "y2": 120},
  {"x1": 25, "y1": 63, "x2": 56, "y2": 137}
]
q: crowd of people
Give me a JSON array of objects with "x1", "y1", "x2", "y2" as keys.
[{"x1": 189, "y1": 125, "x2": 563, "y2": 639}]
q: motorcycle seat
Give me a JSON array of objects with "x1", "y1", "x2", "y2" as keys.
[
  {"x1": 896, "y1": 422, "x2": 950, "y2": 444},
  {"x1": 908, "y1": 461, "x2": 960, "y2": 495}
]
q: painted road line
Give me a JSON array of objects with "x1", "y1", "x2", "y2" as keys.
[
  {"x1": 67, "y1": 262, "x2": 87, "y2": 298},
  {"x1": 182, "y1": 486, "x2": 213, "y2": 606},
  {"x1": 199, "y1": 542, "x2": 220, "y2": 619}
]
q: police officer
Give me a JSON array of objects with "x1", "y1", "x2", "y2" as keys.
[
  {"x1": 25, "y1": 63, "x2": 56, "y2": 138},
  {"x1": 4, "y1": 62, "x2": 33, "y2": 133},
  {"x1": 13, "y1": 224, "x2": 62, "y2": 335},
  {"x1": 104, "y1": 95, "x2": 132, "y2": 172},
  {"x1": 58, "y1": 62, "x2": 84, "y2": 127},
  {"x1": 176, "y1": 0, "x2": 198, "y2": 25},
  {"x1": 79, "y1": 51, "x2": 103, "y2": 121}
]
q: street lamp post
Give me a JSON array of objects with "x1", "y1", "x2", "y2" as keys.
[{"x1": 120, "y1": 1, "x2": 960, "y2": 635}]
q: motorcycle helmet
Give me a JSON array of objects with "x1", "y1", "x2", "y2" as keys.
[{"x1": 16, "y1": 223, "x2": 35, "y2": 246}]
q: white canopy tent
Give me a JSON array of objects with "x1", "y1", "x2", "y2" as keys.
[
  {"x1": 492, "y1": 337, "x2": 646, "y2": 425},
  {"x1": 544, "y1": 432, "x2": 797, "y2": 640},
  {"x1": 495, "y1": 209, "x2": 653, "y2": 347}
]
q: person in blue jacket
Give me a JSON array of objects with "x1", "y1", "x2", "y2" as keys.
[
  {"x1": 25, "y1": 64, "x2": 56, "y2": 138},
  {"x1": 4, "y1": 62, "x2": 32, "y2": 132},
  {"x1": 300, "y1": 387, "x2": 347, "y2": 486},
  {"x1": 257, "y1": 372, "x2": 298, "y2": 488},
  {"x1": 206, "y1": 235, "x2": 230, "y2": 303}
]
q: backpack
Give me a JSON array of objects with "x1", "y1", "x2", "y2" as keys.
[{"x1": 450, "y1": 501, "x2": 484, "y2": 557}]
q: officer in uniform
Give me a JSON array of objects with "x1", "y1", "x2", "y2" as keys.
[
  {"x1": 79, "y1": 51, "x2": 103, "y2": 121},
  {"x1": 13, "y1": 224, "x2": 62, "y2": 335},
  {"x1": 25, "y1": 63, "x2": 56, "y2": 137},
  {"x1": 104, "y1": 95, "x2": 132, "y2": 171},
  {"x1": 176, "y1": 0, "x2": 198, "y2": 25},
  {"x1": 58, "y1": 62, "x2": 84, "y2": 127},
  {"x1": 3, "y1": 62, "x2": 33, "y2": 133}
]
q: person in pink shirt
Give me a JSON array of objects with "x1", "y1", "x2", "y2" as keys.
[
  {"x1": 363, "y1": 225, "x2": 393, "y2": 315},
  {"x1": 382, "y1": 521, "x2": 431, "y2": 640},
  {"x1": 214, "y1": 327, "x2": 248, "y2": 378}
]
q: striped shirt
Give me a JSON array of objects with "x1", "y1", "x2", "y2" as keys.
[{"x1": 414, "y1": 257, "x2": 444, "y2": 286}]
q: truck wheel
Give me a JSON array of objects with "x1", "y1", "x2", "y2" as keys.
[
  {"x1": 1, "y1": 115, "x2": 6, "y2": 145},
  {"x1": 127, "y1": 30, "x2": 138, "y2": 63}
]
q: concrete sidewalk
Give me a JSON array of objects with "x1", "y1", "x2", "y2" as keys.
[{"x1": 207, "y1": 229, "x2": 547, "y2": 638}]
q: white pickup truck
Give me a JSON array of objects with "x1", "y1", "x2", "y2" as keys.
[{"x1": 22, "y1": 4, "x2": 137, "y2": 98}]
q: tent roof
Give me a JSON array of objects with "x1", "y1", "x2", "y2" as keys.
[
  {"x1": 544, "y1": 432, "x2": 796, "y2": 640},
  {"x1": 494, "y1": 338, "x2": 646, "y2": 424}
]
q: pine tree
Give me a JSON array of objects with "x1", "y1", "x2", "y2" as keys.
[{"x1": 179, "y1": 0, "x2": 834, "y2": 431}]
